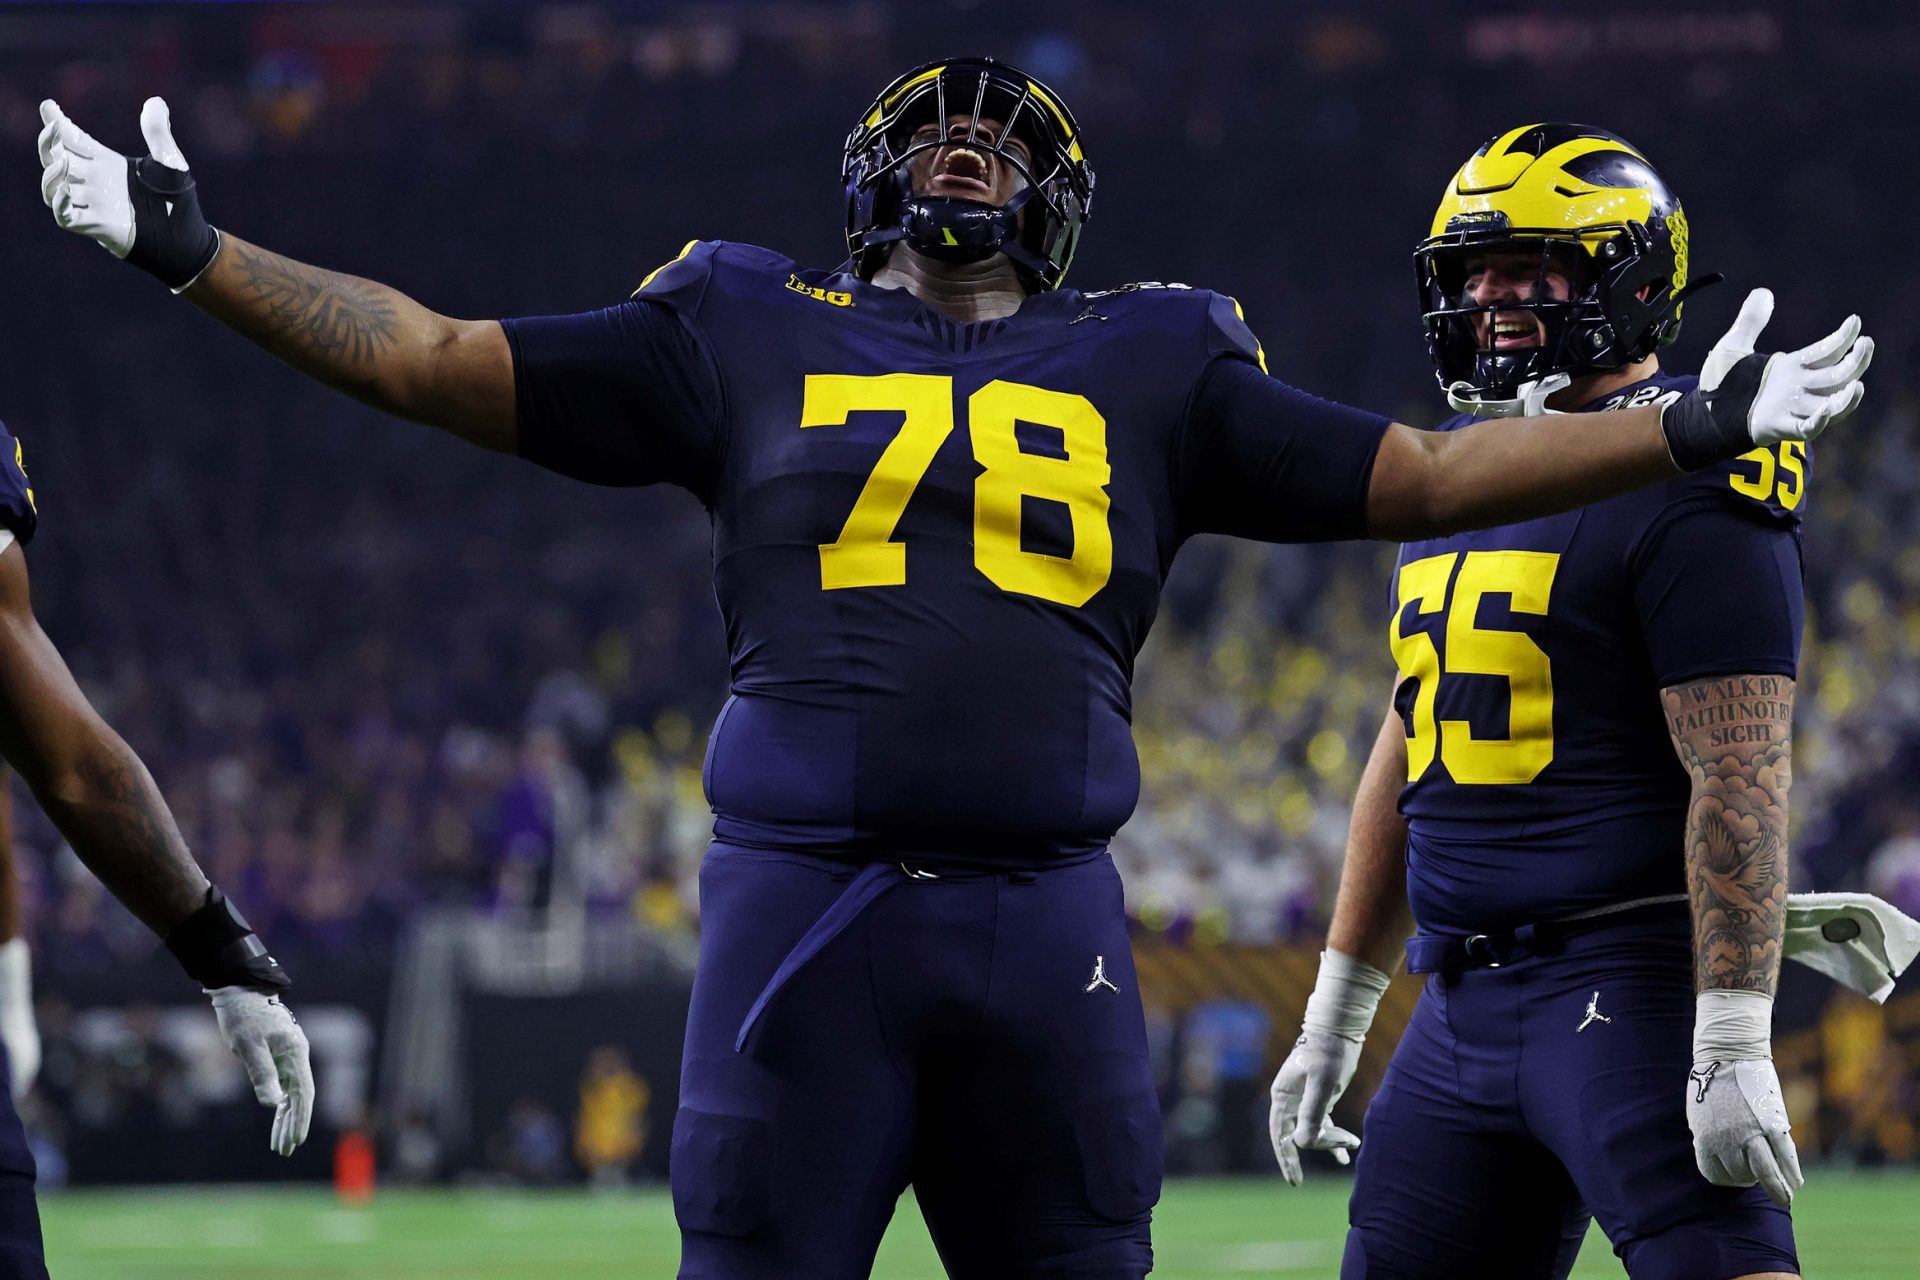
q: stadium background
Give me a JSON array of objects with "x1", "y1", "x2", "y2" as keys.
[{"x1": 2, "y1": 0, "x2": 1919, "y2": 1274}]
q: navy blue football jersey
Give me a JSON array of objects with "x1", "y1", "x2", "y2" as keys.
[
  {"x1": 0, "y1": 422, "x2": 38, "y2": 550},
  {"x1": 1392, "y1": 370, "x2": 1806, "y2": 931},
  {"x1": 505, "y1": 241, "x2": 1389, "y2": 865}
]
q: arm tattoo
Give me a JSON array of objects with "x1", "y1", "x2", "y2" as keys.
[
  {"x1": 1662, "y1": 674, "x2": 1793, "y2": 995},
  {"x1": 226, "y1": 239, "x2": 398, "y2": 368}
]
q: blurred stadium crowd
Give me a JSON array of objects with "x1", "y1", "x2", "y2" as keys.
[{"x1": 0, "y1": 0, "x2": 1916, "y2": 1178}]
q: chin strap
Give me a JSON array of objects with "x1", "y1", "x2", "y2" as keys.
[
  {"x1": 861, "y1": 185, "x2": 1048, "y2": 288},
  {"x1": 1445, "y1": 372, "x2": 1572, "y2": 419}
]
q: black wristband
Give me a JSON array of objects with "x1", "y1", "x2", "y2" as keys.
[
  {"x1": 123, "y1": 156, "x2": 220, "y2": 291},
  {"x1": 1661, "y1": 352, "x2": 1767, "y2": 471},
  {"x1": 163, "y1": 886, "x2": 291, "y2": 992}
]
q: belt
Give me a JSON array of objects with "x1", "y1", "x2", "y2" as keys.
[
  {"x1": 1405, "y1": 894, "x2": 1687, "y2": 976},
  {"x1": 732, "y1": 858, "x2": 1035, "y2": 1054}
]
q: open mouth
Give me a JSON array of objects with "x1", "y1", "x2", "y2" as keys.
[
  {"x1": 931, "y1": 146, "x2": 993, "y2": 197},
  {"x1": 1487, "y1": 312, "x2": 1543, "y2": 350}
]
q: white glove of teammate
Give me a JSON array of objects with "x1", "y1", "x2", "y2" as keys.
[
  {"x1": 1269, "y1": 949, "x2": 1391, "y2": 1185},
  {"x1": 0, "y1": 940, "x2": 39, "y2": 1099},
  {"x1": 1686, "y1": 989, "x2": 1802, "y2": 1208},
  {"x1": 1699, "y1": 288, "x2": 1872, "y2": 446},
  {"x1": 206, "y1": 986, "x2": 314, "y2": 1157}
]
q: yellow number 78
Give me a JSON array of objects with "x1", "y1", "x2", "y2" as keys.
[{"x1": 800, "y1": 373, "x2": 1113, "y2": 607}]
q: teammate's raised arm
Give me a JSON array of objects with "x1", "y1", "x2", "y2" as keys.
[
  {"x1": 38, "y1": 98, "x2": 515, "y2": 451},
  {"x1": 1365, "y1": 290, "x2": 1870, "y2": 540}
]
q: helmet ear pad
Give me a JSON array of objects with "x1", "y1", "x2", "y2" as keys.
[{"x1": 1580, "y1": 220, "x2": 1684, "y2": 365}]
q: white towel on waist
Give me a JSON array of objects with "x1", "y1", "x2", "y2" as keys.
[{"x1": 1783, "y1": 892, "x2": 1920, "y2": 1004}]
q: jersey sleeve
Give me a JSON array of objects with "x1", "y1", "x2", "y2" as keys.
[
  {"x1": 1629, "y1": 500, "x2": 1804, "y2": 688},
  {"x1": 0, "y1": 424, "x2": 39, "y2": 551},
  {"x1": 501, "y1": 240, "x2": 727, "y2": 499},
  {"x1": 1175, "y1": 295, "x2": 1391, "y2": 543}
]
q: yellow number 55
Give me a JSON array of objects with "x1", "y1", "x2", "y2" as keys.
[{"x1": 1389, "y1": 550, "x2": 1560, "y2": 785}]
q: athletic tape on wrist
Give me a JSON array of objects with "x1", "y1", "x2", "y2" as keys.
[
  {"x1": 1302, "y1": 949, "x2": 1392, "y2": 1041},
  {"x1": 1693, "y1": 989, "x2": 1773, "y2": 1065}
]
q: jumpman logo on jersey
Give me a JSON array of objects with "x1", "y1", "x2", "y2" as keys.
[
  {"x1": 1577, "y1": 991, "x2": 1613, "y2": 1032},
  {"x1": 1084, "y1": 956, "x2": 1120, "y2": 994}
]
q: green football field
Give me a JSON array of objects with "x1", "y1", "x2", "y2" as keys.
[{"x1": 35, "y1": 1171, "x2": 1920, "y2": 1278}]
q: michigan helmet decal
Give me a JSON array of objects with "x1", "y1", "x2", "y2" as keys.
[
  {"x1": 843, "y1": 57, "x2": 1095, "y2": 291},
  {"x1": 1415, "y1": 123, "x2": 1720, "y2": 411}
]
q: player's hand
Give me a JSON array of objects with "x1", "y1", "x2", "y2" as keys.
[
  {"x1": 1268, "y1": 949, "x2": 1391, "y2": 1185},
  {"x1": 1685, "y1": 1058, "x2": 1803, "y2": 1208},
  {"x1": 38, "y1": 96, "x2": 221, "y2": 291},
  {"x1": 1662, "y1": 287, "x2": 1873, "y2": 469},
  {"x1": 1268, "y1": 1029, "x2": 1363, "y2": 1184},
  {"x1": 0, "y1": 940, "x2": 39, "y2": 1099},
  {"x1": 206, "y1": 986, "x2": 314, "y2": 1156}
]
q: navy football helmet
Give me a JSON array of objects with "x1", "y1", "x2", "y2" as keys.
[{"x1": 843, "y1": 57, "x2": 1094, "y2": 291}]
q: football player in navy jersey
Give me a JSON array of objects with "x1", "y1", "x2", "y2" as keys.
[
  {"x1": 0, "y1": 421, "x2": 315, "y2": 1277},
  {"x1": 39, "y1": 69, "x2": 1868, "y2": 1278},
  {"x1": 1270, "y1": 125, "x2": 1821, "y2": 1280}
]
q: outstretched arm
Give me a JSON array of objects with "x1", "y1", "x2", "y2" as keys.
[
  {"x1": 1367, "y1": 404, "x2": 1672, "y2": 539},
  {"x1": 1182, "y1": 291, "x2": 1867, "y2": 548},
  {"x1": 186, "y1": 233, "x2": 515, "y2": 450},
  {"x1": 1367, "y1": 289, "x2": 1869, "y2": 540},
  {"x1": 39, "y1": 97, "x2": 515, "y2": 451}
]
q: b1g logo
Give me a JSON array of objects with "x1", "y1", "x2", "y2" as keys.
[{"x1": 784, "y1": 274, "x2": 854, "y2": 308}]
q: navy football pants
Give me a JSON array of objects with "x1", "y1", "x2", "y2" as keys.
[
  {"x1": 0, "y1": 1040, "x2": 45, "y2": 1280},
  {"x1": 672, "y1": 844, "x2": 1160, "y2": 1279},
  {"x1": 1344, "y1": 910, "x2": 1797, "y2": 1280}
]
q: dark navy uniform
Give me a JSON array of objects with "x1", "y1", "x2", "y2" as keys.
[
  {"x1": 0, "y1": 421, "x2": 48, "y2": 1280},
  {"x1": 1348, "y1": 371, "x2": 1804, "y2": 1280},
  {"x1": 505, "y1": 242, "x2": 1389, "y2": 1277}
]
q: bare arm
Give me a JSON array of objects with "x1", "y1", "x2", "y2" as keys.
[
  {"x1": 1325, "y1": 702, "x2": 1415, "y2": 971},
  {"x1": 1367, "y1": 408, "x2": 1676, "y2": 541},
  {"x1": 1662, "y1": 674, "x2": 1792, "y2": 995},
  {"x1": 0, "y1": 546, "x2": 206, "y2": 935},
  {"x1": 185, "y1": 233, "x2": 517, "y2": 451}
]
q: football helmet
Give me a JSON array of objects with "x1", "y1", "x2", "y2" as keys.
[
  {"x1": 1416, "y1": 123, "x2": 1720, "y2": 415},
  {"x1": 843, "y1": 57, "x2": 1094, "y2": 291}
]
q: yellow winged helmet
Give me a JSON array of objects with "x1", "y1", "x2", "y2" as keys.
[{"x1": 1416, "y1": 123, "x2": 1716, "y2": 411}]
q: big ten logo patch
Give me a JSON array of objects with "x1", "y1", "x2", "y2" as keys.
[{"x1": 786, "y1": 274, "x2": 854, "y2": 307}]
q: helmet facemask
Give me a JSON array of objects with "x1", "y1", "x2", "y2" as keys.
[
  {"x1": 844, "y1": 59, "x2": 1094, "y2": 291},
  {"x1": 1419, "y1": 235, "x2": 1609, "y2": 412}
]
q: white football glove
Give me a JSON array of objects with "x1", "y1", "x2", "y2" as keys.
[
  {"x1": 39, "y1": 96, "x2": 218, "y2": 291},
  {"x1": 1700, "y1": 288, "x2": 1872, "y2": 446},
  {"x1": 207, "y1": 986, "x2": 314, "y2": 1157},
  {"x1": 0, "y1": 939, "x2": 39, "y2": 1099},
  {"x1": 1686, "y1": 990, "x2": 1802, "y2": 1208},
  {"x1": 1269, "y1": 950, "x2": 1390, "y2": 1185}
]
